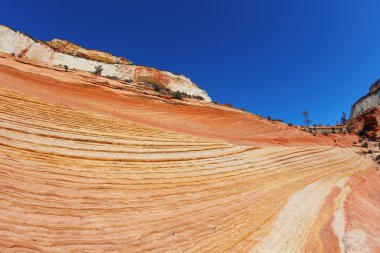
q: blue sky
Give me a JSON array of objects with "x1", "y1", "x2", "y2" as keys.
[{"x1": 2, "y1": 0, "x2": 380, "y2": 125}]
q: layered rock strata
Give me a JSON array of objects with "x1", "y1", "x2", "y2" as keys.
[
  {"x1": 0, "y1": 25, "x2": 211, "y2": 101},
  {"x1": 0, "y1": 49, "x2": 378, "y2": 252}
]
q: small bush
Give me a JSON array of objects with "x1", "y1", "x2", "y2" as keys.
[
  {"x1": 106, "y1": 75, "x2": 119, "y2": 80},
  {"x1": 171, "y1": 91, "x2": 183, "y2": 100},
  {"x1": 357, "y1": 130, "x2": 365, "y2": 137},
  {"x1": 124, "y1": 79, "x2": 133, "y2": 83},
  {"x1": 368, "y1": 150, "x2": 373, "y2": 154},
  {"x1": 370, "y1": 132, "x2": 377, "y2": 141},
  {"x1": 353, "y1": 141, "x2": 357, "y2": 144},
  {"x1": 362, "y1": 142, "x2": 369, "y2": 148},
  {"x1": 93, "y1": 65, "x2": 103, "y2": 75},
  {"x1": 288, "y1": 123, "x2": 293, "y2": 127},
  {"x1": 192, "y1": 95, "x2": 205, "y2": 101},
  {"x1": 64, "y1": 65, "x2": 68, "y2": 72},
  {"x1": 11, "y1": 52, "x2": 15, "y2": 56},
  {"x1": 152, "y1": 83, "x2": 163, "y2": 92},
  {"x1": 212, "y1": 101, "x2": 219, "y2": 105},
  {"x1": 266, "y1": 116, "x2": 272, "y2": 121},
  {"x1": 225, "y1": 103, "x2": 233, "y2": 108}
]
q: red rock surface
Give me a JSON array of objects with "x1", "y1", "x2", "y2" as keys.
[
  {"x1": 344, "y1": 167, "x2": 380, "y2": 253},
  {"x1": 350, "y1": 107, "x2": 380, "y2": 137},
  {"x1": 0, "y1": 52, "x2": 336, "y2": 147},
  {"x1": 0, "y1": 51, "x2": 378, "y2": 252}
]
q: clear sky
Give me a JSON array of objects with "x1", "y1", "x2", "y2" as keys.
[{"x1": 2, "y1": 0, "x2": 380, "y2": 125}]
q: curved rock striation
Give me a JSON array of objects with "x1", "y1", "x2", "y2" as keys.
[
  {"x1": 0, "y1": 25, "x2": 211, "y2": 101},
  {"x1": 0, "y1": 38, "x2": 378, "y2": 252}
]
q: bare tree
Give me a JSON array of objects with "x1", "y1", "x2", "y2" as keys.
[
  {"x1": 341, "y1": 112, "x2": 347, "y2": 125},
  {"x1": 302, "y1": 111, "x2": 311, "y2": 127}
]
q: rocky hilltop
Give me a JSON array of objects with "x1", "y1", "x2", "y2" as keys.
[{"x1": 0, "y1": 25, "x2": 211, "y2": 101}]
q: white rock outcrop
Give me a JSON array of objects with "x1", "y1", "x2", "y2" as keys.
[
  {"x1": 350, "y1": 79, "x2": 380, "y2": 118},
  {"x1": 0, "y1": 25, "x2": 211, "y2": 101}
]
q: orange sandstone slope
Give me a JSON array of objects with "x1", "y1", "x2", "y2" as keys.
[
  {"x1": 0, "y1": 51, "x2": 379, "y2": 252},
  {"x1": 0, "y1": 52, "x2": 327, "y2": 147}
]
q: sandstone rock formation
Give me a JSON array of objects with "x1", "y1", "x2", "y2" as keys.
[
  {"x1": 47, "y1": 39, "x2": 132, "y2": 64},
  {"x1": 0, "y1": 30, "x2": 379, "y2": 252},
  {"x1": 0, "y1": 25, "x2": 211, "y2": 101},
  {"x1": 350, "y1": 79, "x2": 380, "y2": 119},
  {"x1": 349, "y1": 79, "x2": 380, "y2": 138}
]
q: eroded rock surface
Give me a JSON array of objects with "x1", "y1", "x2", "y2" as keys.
[
  {"x1": 351, "y1": 79, "x2": 380, "y2": 119},
  {"x1": 0, "y1": 25, "x2": 211, "y2": 101},
  {"x1": 0, "y1": 33, "x2": 378, "y2": 252}
]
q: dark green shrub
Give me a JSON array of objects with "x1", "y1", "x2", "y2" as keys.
[
  {"x1": 363, "y1": 142, "x2": 369, "y2": 148},
  {"x1": 106, "y1": 75, "x2": 118, "y2": 80},
  {"x1": 370, "y1": 132, "x2": 377, "y2": 141},
  {"x1": 172, "y1": 91, "x2": 183, "y2": 100},
  {"x1": 125, "y1": 79, "x2": 133, "y2": 83},
  {"x1": 368, "y1": 149, "x2": 373, "y2": 154},
  {"x1": 357, "y1": 130, "x2": 365, "y2": 137},
  {"x1": 93, "y1": 65, "x2": 103, "y2": 75},
  {"x1": 225, "y1": 103, "x2": 233, "y2": 108},
  {"x1": 152, "y1": 83, "x2": 163, "y2": 92},
  {"x1": 64, "y1": 65, "x2": 68, "y2": 71},
  {"x1": 192, "y1": 95, "x2": 205, "y2": 100}
]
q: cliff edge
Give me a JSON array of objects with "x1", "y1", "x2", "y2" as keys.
[
  {"x1": 350, "y1": 79, "x2": 380, "y2": 119},
  {"x1": 0, "y1": 25, "x2": 211, "y2": 101}
]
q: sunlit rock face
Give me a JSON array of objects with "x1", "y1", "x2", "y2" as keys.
[
  {"x1": 350, "y1": 79, "x2": 380, "y2": 119},
  {"x1": 0, "y1": 28, "x2": 378, "y2": 252},
  {"x1": 0, "y1": 25, "x2": 211, "y2": 101},
  {"x1": 349, "y1": 79, "x2": 380, "y2": 137},
  {"x1": 46, "y1": 38, "x2": 132, "y2": 64}
]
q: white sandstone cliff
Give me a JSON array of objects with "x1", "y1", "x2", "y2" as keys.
[
  {"x1": 0, "y1": 25, "x2": 211, "y2": 101},
  {"x1": 350, "y1": 79, "x2": 380, "y2": 119}
]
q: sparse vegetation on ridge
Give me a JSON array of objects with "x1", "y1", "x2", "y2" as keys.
[
  {"x1": 171, "y1": 91, "x2": 183, "y2": 100},
  {"x1": 106, "y1": 75, "x2": 118, "y2": 80},
  {"x1": 93, "y1": 65, "x2": 103, "y2": 75}
]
